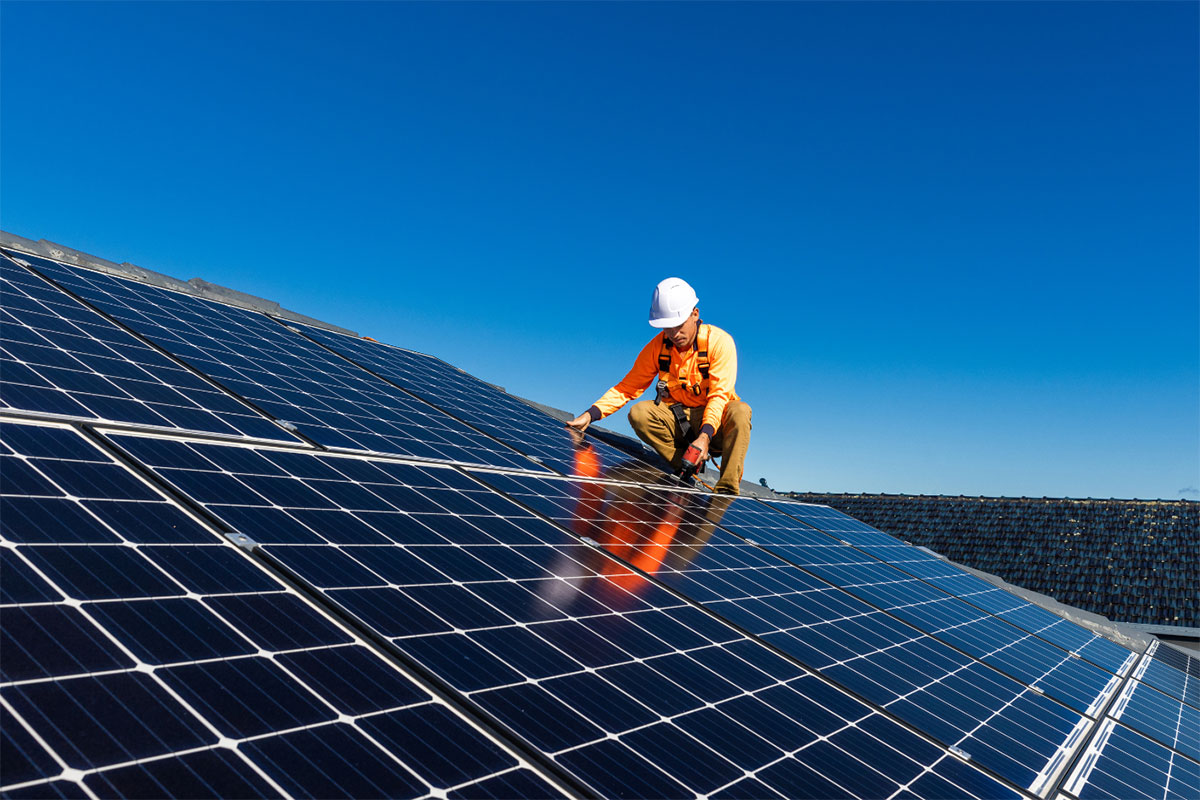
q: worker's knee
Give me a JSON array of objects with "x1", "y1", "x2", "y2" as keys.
[
  {"x1": 627, "y1": 401, "x2": 657, "y2": 434},
  {"x1": 723, "y1": 401, "x2": 752, "y2": 430}
]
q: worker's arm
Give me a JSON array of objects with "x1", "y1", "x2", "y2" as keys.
[
  {"x1": 568, "y1": 337, "x2": 660, "y2": 429},
  {"x1": 699, "y1": 328, "x2": 737, "y2": 437}
]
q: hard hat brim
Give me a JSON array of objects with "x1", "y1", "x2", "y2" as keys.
[{"x1": 648, "y1": 312, "x2": 692, "y2": 328}]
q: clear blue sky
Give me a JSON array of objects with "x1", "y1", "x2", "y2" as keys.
[{"x1": 3, "y1": 2, "x2": 1196, "y2": 500}]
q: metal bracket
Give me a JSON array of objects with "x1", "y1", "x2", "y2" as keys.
[
  {"x1": 580, "y1": 537, "x2": 600, "y2": 548},
  {"x1": 948, "y1": 746, "x2": 972, "y2": 762},
  {"x1": 224, "y1": 532, "x2": 260, "y2": 552},
  {"x1": 276, "y1": 420, "x2": 299, "y2": 432}
]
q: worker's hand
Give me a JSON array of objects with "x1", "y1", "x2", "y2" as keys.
[
  {"x1": 565, "y1": 413, "x2": 592, "y2": 433},
  {"x1": 691, "y1": 431, "x2": 711, "y2": 463}
]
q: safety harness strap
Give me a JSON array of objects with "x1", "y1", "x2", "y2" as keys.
[
  {"x1": 697, "y1": 324, "x2": 710, "y2": 380},
  {"x1": 658, "y1": 324, "x2": 710, "y2": 380}
]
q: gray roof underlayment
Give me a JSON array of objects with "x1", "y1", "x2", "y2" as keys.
[{"x1": 1, "y1": 228, "x2": 1190, "y2": 661}]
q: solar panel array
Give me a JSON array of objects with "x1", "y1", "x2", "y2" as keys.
[
  {"x1": 2, "y1": 245, "x2": 1196, "y2": 800},
  {"x1": 0, "y1": 255, "x2": 293, "y2": 443},
  {"x1": 0, "y1": 420, "x2": 560, "y2": 800},
  {"x1": 15, "y1": 253, "x2": 539, "y2": 471}
]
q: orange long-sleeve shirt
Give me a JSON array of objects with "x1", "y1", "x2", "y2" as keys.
[{"x1": 587, "y1": 323, "x2": 739, "y2": 437}]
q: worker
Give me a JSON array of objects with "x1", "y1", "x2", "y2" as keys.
[{"x1": 566, "y1": 277, "x2": 752, "y2": 495}]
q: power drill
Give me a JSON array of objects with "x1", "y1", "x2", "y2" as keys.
[{"x1": 679, "y1": 443, "x2": 704, "y2": 480}]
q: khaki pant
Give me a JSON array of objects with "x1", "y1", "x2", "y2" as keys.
[{"x1": 628, "y1": 399, "x2": 752, "y2": 494}]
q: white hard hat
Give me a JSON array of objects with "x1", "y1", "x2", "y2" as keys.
[{"x1": 648, "y1": 277, "x2": 699, "y2": 328}]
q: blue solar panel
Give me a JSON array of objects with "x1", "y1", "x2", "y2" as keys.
[
  {"x1": 718, "y1": 504, "x2": 1132, "y2": 718},
  {"x1": 1148, "y1": 640, "x2": 1200, "y2": 678},
  {"x1": 1062, "y1": 717, "x2": 1200, "y2": 799},
  {"x1": 472, "y1": 471, "x2": 1100, "y2": 794},
  {"x1": 767, "y1": 499, "x2": 1139, "y2": 678},
  {"x1": 1107, "y1": 678, "x2": 1200, "y2": 761},
  {"x1": 0, "y1": 418, "x2": 563, "y2": 799},
  {"x1": 786, "y1": 492, "x2": 1199, "y2": 631},
  {"x1": 21, "y1": 254, "x2": 543, "y2": 471},
  {"x1": 107, "y1": 431, "x2": 1021, "y2": 799},
  {"x1": 1, "y1": 254, "x2": 293, "y2": 441},
  {"x1": 296, "y1": 322, "x2": 667, "y2": 480},
  {"x1": 1136, "y1": 641, "x2": 1200, "y2": 710}
]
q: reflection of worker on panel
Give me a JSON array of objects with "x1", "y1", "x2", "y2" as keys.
[{"x1": 565, "y1": 442, "x2": 734, "y2": 607}]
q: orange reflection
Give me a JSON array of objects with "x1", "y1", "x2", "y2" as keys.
[{"x1": 568, "y1": 442, "x2": 732, "y2": 605}]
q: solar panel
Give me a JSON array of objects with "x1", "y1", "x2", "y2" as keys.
[
  {"x1": 1058, "y1": 641, "x2": 1200, "y2": 800},
  {"x1": 0, "y1": 417, "x2": 565, "y2": 799},
  {"x1": 1062, "y1": 717, "x2": 1200, "y2": 799},
  {"x1": 0, "y1": 254, "x2": 293, "y2": 442},
  {"x1": 726, "y1": 504, "x2": 1133, "y2": 715},
  {"x1": 1147, "y1": 639, "x2": 1200, "y2": 677},
  {"x1": 1136, "y1": 640, "x2": 1200, "y2": 710},
  {"x1": 475, "y1": 472, "x2": 1107, "y2": 794},
  {"x1": 103, "y1": 430, "x2": 1021, "y2": 799},
  {"x1": 1106, "y1": 677, "x2": 1200, "y2": 761},
  {"x1": 766, "y1": 499, "x2": 1138, "y2": 678},
  {"x1": 786, "y1": 492, "x2": 1199, "y2": 631},
  {"x1": 294, "y1": 322, "x2": 668, "y2": 480},
  {"x1": 20, "y1": 254, "x2": 544, "y2": 472}
]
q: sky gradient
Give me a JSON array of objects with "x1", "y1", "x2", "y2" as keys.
[{"x1": 3, "y1": 2, "x2": 1196, "y2": 499}]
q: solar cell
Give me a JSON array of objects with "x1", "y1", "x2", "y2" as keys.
[
  {"x1": 1062, "y1": 717, "x2": 1200, "y2": 800},
  {"x1": 0, "y1": 254, "x2": 293, "y2": 441},
  {"x1": 20, "y1": 254, "x2": 543, "y2": 471},
  {"x1": 296, "y1": 322, "x2": 667, "y2": 480},
  {"x1": 0, "y1": 418, "x2": 564, "y2": 799},
  {"x1": 473, "y1": 472, "x2": 1108, "y2": 793},
  {"x1": 766, "y1": 499, "x2": 1138, "y2": 678},
  {"x1": 108, "y1": 431, "x2": 1021, "y2": 799}
]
